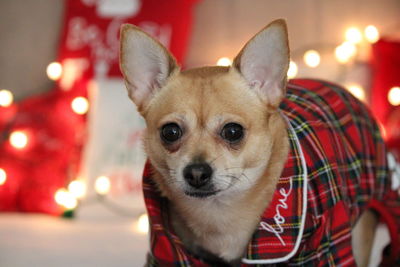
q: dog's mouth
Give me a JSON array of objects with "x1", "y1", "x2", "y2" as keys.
[{"x1": 184, "y1": 190, "x2": 221, "y2": 198}]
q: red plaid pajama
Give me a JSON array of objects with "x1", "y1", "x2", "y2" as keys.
[{"x1": 143, "y1": 79, "x2": 400, "y2": 266}]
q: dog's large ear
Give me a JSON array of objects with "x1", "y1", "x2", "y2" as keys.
[
  {"x1": 233, "y1": 19, "x2": 289, "y2": 108},
  {"x1": 120, "y1": 24, "x2": 179, "y2": 113}
]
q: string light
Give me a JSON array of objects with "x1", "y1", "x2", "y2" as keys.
[
  {"x1": 345, "y1": 27, "x2": 363, "y2": 44},
  {"x1": 46, "y1": 62, "x2": 63, "y2": 81},
  {"x1": 95, "y1": 176, "x2": 111, "y2": 195},
  {"x1": 335, "y1": 42, "x2": 357, "y2": 63},
  {"x1": 287, "y1": 61, "x2": 298, "y2": 79},
  {"x1": 388, "y1": 87, "x2": 400, "y2": 106},
  {"x1": 55, "y1": 188, "x2": 78, "y2": 210},
  {"x1": 9, "y1": 131, "x2": 29, "y2": 149},
  {"x1": 346, "y1": 84, "x2": 366, "y2": 102},
  {"x1": 304, "y1": 50, "x2": 320, "y2": 68},
  {"x1": 68, "y1": 180, "x2": 87, "y2": 199},
  {"x1": 136, "y1": 213, "x2": 149, "y2": 234},
  {"x1": 0, "y1": 89, "x2": 13, "y2": 107},
  {"x1": 216, "y1": 57, "x2": 232, "y2": 66},
  {"x1": 71, "y1": 96, "x2": 89, "y2": 115},
  {"x1": 0, "y1": 168, "x2": 6, "y2": 186},
  {"x1": 364, "y1": 25, "x2": 380, "y2": 43}
]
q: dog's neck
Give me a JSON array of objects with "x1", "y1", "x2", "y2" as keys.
[
  {"x1": 169, "y1": 183, "x2": 275, "y2": 264},
  {"x1": 166, "y1": 115, "x2": 289, "y2": 264}
]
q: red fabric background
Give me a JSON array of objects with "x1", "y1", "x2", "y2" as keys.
[{"x1": 58, "y1": 0, "x2": 198, "y2": 80}]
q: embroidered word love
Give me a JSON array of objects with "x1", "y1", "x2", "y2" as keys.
[{"x1": 260, "y1": 177, "x2": 293, "y2": 246}]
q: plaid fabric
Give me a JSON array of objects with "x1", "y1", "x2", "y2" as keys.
[{"x1": 142, "y1": 79, "x2": 400, "y2": 266}]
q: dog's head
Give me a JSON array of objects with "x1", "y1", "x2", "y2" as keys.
[{"x1": 120, "y1": 20, "x2": 289, "y2": 201}]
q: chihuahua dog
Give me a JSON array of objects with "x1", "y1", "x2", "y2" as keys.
[{"x1": 120, "y1": 20, "x2": 398, "y2": 266}]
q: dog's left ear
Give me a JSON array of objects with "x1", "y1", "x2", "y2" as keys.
[
  {"x1": 120, "y1": 24, "x2": 179, "y2": 113},
  {"x1": 233, "y1": 19, "x2": 289, "y2": 108}
]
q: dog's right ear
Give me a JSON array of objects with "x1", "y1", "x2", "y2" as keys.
[
  {"x1": 120, "y1": 24, "x2": 179, "y2": 113},
  {"x1": 232, "y1": 19, "x2": 289, "y2": 108}
]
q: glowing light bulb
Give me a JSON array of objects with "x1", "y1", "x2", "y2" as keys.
[
  {"x1": 0, "y1": 168, "x2": 6, "y2": 186},
  {"x1": 55, "y1": 188, "x2": 78, "y2": 210},
  {"x1": 335, "y1": 42, "x2": 357, "y2": 63},
  {"x1": 47, "y1": 62, "x2": 63, "y2": 80},
  {"x1": 68, "y1": 180, "x2": 87, "y2": 199},
  {"x1": 0, "y1": 89, "x2": 13, "y2": 107},
  {"x1": 388, "y1": 87, "x2": 400, "y2": 106},
  {"x1": 95, "y1": 176, "x2": 111, "y2": 195},
  {"x1": 216, "y1": 57, "x2": 232, "y2": 66},
  {"x1": 364, "y1": 25, "x2": 379, "y2": 43},
  {"x1": 287, "y1": 61, "x2": 298, "y2": 79},
  {"x1": 345, "y1": 27, "x2": 363, "y2": 44},
  {"x1": 9, "y1": 131, "x2": 28, "y2": 149},
  {"x1": 136, "y1": 213, "x2": 149, "y2": 234},
  {"x1": 346, "y1": 84, "x2": 366, "y2": 102},
  {"x1": 71, "y1": 96, "x2": 89, "y2": 115},
  {"x1": 55, "y1": 189, "x2": 68, "y2": 205},
  {"x1": 304, "y1": 50, "x2": 320, "y2": 68}
]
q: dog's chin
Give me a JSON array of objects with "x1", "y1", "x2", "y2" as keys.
[{"x1": 184, "y1": 190, "x2": 221, "y2": 199}]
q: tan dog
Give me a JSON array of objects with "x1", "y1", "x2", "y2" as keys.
[{"x1": 120, "y1": 20, "x2": 381, "y2": 266}]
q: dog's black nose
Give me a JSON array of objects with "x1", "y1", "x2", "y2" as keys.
[{"x1": 183, "y1": 163, "x2": 213, "y2": 189}]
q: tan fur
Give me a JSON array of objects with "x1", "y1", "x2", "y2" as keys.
[
  {"x1": 120, "y1": 19, "x2": 376, "y2": 265},
  {"x1": 352, "y1": 210, "x2": 378, "y2": 267}
]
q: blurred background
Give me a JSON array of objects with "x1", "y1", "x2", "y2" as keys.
[{"x1": 0, "y1": 0, "x2": 399, "y2": 266}]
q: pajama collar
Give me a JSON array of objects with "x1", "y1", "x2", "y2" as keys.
[{"x1": 242, "y1": 113, "x2": 308, "y2": 264}]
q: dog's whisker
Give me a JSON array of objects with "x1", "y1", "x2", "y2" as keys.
[
  {"x1": 163, "y1": 178, "x2": 179, "y2": 186},
  {"x1": 240, "y1": 172, "x2": 251, "y2": 184},
  {"x1": 220, "y1": 175, "x2": 237, "y2": 180},
  {"x1": 157, "y1": 166, "x2": 177, "y2": 175},
  {"x1": 219, "y1": 172, "x2": 250, "y2": 184},
  {"x1": 221, "y1": 174, "x2": 239, "y2": 180},
  {"x1": 210, "y1": 154, "x2": 223, "y2": 164},
  {"x1": 224, "y1": 167, "x2": 244, "y2": 171}
]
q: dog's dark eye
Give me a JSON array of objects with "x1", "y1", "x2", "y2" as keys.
[
  {"x1": 161, "y1": 123, "x2": 182, "y2": 143},
  {"x1": 220, "y1": 123, "x2": 244, "y2": 143}
]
